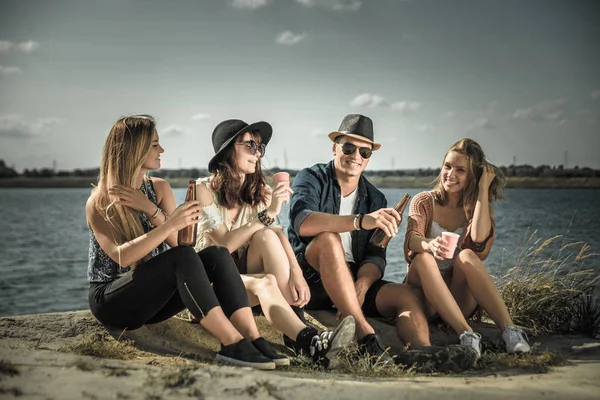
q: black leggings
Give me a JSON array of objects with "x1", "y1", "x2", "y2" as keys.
[{"x1": 89, "y1": 246, "x2": 249, "y2": 330}]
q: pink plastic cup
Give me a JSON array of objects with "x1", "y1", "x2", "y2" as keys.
[
  {"x1": 441, "y1": 232, "x2": 461, "y2": 259},
  {"x1": 272, "y1": 172, "x2": 290, "y2": 187}
]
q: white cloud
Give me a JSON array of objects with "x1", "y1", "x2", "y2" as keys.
[
  {"x1": 295, "y1": 0, "x2": 362, "y2": 11},
  {"x1": 0, "y1": 115, "x2": 62, "y2": 139},
  {"x1": 232, "y1": 0, "x2": 269, "y2": 9},
  {"x1": 512, "y1": 108, "x2": 533, "y2": 120},
  {"x1": 162, "y1": 125, "x2": 186, "y2": 137},
  {"x1": 16, "y1": 41, "x2": 40, "y2": 53},
  {"x1": 511, "y1": 98, "x2": 569, "y2": 123},
  {"x1": 442, "y1": 111, "x2": 456, "y2": 119},
  {"x1": 0, "y1": 41, "x2": 12, "y2": 53},
  {"x1": 391, "y1": 101, "x2": 422, "y2": 114},
  {"x1": 276, "y1": 31, "x2": 307, "y2": 45},
  {"x1": 0, "y1": 66, "x2": 23, "y2": 75},
  {"x1": 416, "y1": 124, "x2": 434, "y2": 132},
  {"x1": 467, "y1": 117, "x2": 496, "y2": 130},
  {"x1": 591, "y1": 90, "x2": 600, "y2": 100},
  {"x1": 310, "y1": 127, "x2": 326, "y2": 137},
  {"x1": 191, "y1": 113, "x2": 211, "y2": 121},
  {"x1": 0, "y1": 40, "x2": 40, "y2": 53},
  {"x1": 350, "y1": 93, "x2": 387, "y2": 108},
  {"x1": 333, "y1": 0, "x2": 361, "y2": 11}
]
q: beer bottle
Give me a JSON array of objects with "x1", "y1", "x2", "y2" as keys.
[
  {"x1": 177, "y1": 180, "x2": 198, "y2": 246},
  {"x1": 369, "y1": 193, "x2": 411, "y2": 249}
]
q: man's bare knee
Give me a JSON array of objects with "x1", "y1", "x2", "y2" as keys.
[{"x1": 311, "y1": 232, "x2": 342, "y2": 249}]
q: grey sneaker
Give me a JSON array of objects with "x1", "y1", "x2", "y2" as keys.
[
  {"x1": 502, "y1": 325, "x2": 531, "y2": 354},
  {"x1": 459, "y1": 330, "x2": 482, "y2": 359}
]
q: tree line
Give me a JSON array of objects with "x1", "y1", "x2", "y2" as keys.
[{"x1": 1, "y1": 159, "x2": 598, "y2": 179}]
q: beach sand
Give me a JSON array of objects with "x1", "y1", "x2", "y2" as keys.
[{"x1": 1, "y1": 310, "x2": 599, "y2": 399}]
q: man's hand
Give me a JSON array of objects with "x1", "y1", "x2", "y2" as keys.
[{"x1": 361, "y1": 207, "x2": 401, "y2": 237}]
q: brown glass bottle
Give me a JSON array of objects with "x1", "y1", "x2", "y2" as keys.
[
  {"x1": 369, "y1": 193, "x2": 411, "y2": 249},
  {"x1": 177, "y1": 180, "x2": 198, "y2": 246}
]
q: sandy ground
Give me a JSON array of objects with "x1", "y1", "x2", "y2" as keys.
[{"x1": 1, "y1": 310, "x2": 599, "y2": 400}]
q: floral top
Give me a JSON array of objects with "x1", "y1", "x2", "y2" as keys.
[
  {"x1": 87, "y1": 178, "x2": 169, "y2": 283},
  {"x1": 193, "y1": 177, "x2": 278, "y2": 259}
]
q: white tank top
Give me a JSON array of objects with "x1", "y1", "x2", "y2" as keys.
[{"x1": 426, "y1": 192, "x2": 466, "y2": 270}]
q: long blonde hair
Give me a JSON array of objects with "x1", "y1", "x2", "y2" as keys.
[
  {"x1": 91, "y1": 115, "x2": 156, "y2": 261},
  {"x1": 432, "y1": 138, "x2": 505, "y2": 219}
]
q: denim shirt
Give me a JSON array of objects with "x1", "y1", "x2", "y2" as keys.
[{"x1": 287, "y1": 160, "x2": 388, "y2": 276}]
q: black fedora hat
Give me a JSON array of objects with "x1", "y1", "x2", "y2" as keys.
[
  {"x1": 208, "y1": 119, "x2": 272, "y2": 173},
  {"x1": 328, "y1": 114, "x2": 381, "y2": 150}
]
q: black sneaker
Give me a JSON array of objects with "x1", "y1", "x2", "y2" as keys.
[
  {"x1": 216, "y1": 339, "x2": 276, "y2": 370},
  {"x1": 357, "y1": 333, "x2": 395, "y2": 367},
  {"x1": 252, "y1": 337, "x2": 290, "y2": 367},
  {"x1": 295, "y1": 315, "x2": 356, "y2": 369}
]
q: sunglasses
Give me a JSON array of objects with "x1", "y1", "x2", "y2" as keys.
[
  {"x1": 337, "y1": 142, "x2": 373, "y2": 159},
  {"x1": 236, "y1": 140, "x2": 266, "y2": 158}
]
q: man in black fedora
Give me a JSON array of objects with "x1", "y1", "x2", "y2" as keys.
[{"x1": 287, "y1": 114, "x2": 473, "y2": 368}]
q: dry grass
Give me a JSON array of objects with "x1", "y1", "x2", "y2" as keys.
[
  {"x1": 498, "y1": 231, "x2": 600, "y2": 336},
  {"x1": 64, "y1": 332, "x2": 138, "y2": 360}
]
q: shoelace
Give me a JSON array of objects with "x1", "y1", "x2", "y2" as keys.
[
  {"x1": 505, "y1": 326, "x2": 528, "y2": 342},
  {"x1": 309, "y1": 330, "x2": 332, "y2": 357}
]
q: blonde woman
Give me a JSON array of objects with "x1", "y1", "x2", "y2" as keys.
[
  {"x1": 403, "y1": 138, "x2": 530, "y2": 358},
  {"x1": 86, "y1": 115, "x2": 280, "y2": 370},
  {"x1": 191, "y1": 119, "x2": 355, "y2": 368}
]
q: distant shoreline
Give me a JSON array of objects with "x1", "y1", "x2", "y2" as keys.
[{"x1": 1, "y1": 176, "x2": 599, "y2": 189}]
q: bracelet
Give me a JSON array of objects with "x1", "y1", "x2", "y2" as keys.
[
  {"x1": 353, "y1": 214, "x2": 360, "y2": 231},
  {"x1": 258, "y1": 209, "x2": 275, "y2": 226},
  {"x1": 358, "y1": 213, "x2": 365, "y2": 230},
  {"x1": 149, "y1": 207, "x2": 161, "y2": 220}
]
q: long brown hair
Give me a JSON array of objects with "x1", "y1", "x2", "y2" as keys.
[
  {"x1": 91, "y1": 115, "x2": 156, "y2": 265},
  {"x1": 210, "y1": 132, "x2": 268, "y2": 209},
  {"x1": 432, "y1": 138, "x2": 505, "y2": 219}
]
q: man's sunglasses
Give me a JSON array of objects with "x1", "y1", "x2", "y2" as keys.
[
  {"x1": 236, "y1": 140, "x2": 266, "y2": 158},
  {"x1": 337, "y1": 142, "x2": 373, "y2": 159}
]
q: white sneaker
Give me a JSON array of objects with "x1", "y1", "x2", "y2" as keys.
[
  {"x1": 502, "y1": 325, "x2": 531, "y2": 354},
  {"x1": 459, "y1": 330, "x2": 482, "y2": 359}
]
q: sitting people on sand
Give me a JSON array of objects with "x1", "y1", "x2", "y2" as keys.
[
  {"x1": 87, "y1": 115, "x2": 283, "y2": 370},
  {"x1": 189, "y1": 118, "x2": 355, "y2": 368},
  {"x1": 403, "y1": 138, "x2": 530, "y2": 358},
  {"x1": 287, "y1": 114, "x2": 449, "y2": 367}
]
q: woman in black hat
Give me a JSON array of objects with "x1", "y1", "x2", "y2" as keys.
[{"x1": 190, "y1": 119, "x2": 356, "y2": 368}]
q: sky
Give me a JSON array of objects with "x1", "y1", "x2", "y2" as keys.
[{"x1": 0, "y1": 0, "x2": 599, "y2": 172}]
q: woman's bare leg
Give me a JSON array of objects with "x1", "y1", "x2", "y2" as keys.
[
  {"x1": 241, "y1": 274, "x2": 306, "y2": 339},
  {"x1": 406, "y1": 252, "x2": 472, "y2": 336},
  {"x1": 245, "y1": 228, "x2": 295, "y2": 304},
  {"x1": 199, "y1": 306, "x2": 244, "y2": 345},
  {"x1": 451, "y1": 249, "x2": 513, "y2": 329}
]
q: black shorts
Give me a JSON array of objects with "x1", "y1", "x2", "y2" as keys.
[{"x1": 298, "y1": 253, "x2": 390, "y2": 318}]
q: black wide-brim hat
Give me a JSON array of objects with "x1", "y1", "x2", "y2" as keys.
[
  {"x1": 208, "y1": 119, "x2": 272, "y2": 173},
  {"x1": 328, "y1": 114, "x2": 381, "y2": 150}
]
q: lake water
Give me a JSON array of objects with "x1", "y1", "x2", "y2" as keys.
[{"x1": 1, "y1": 187, "x2": 599, "y2": 317}]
